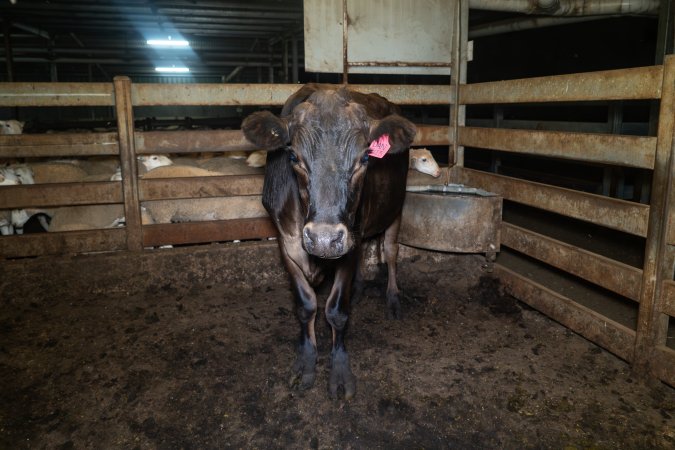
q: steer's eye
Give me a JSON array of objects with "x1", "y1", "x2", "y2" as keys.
[
  {"x1": 288, "y1": 151, "x2": 299, "y2": 164},
  {"x1": 360, "y1": 153, "x2": 369, "y2": 165}
]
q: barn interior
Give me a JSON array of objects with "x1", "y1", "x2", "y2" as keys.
[{"x1": 1, "y1": 0, "x2": 675, "y2": 448}]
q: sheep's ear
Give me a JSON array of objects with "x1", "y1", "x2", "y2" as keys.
[
  {"x1": 369, "y1": 115, "x2": 416, "y2": 154},
  {"x1": 242, "y1": 111, "x2": 289, "y2": 149}
]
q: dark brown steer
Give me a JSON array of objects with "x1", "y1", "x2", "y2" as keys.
[{"x1": 242, "y1": 84, "x2": 416, "y2": 399}]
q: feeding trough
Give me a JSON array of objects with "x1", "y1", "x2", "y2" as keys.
[{"x1": 399, "y1": 184, "x2": 502, "y2": 258}]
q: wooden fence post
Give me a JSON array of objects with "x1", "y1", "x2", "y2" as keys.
[
  {"x1": 113, "y1": 76, "x2": 143, "y2": 252},
  {"x1": 634, "y1": 55, "x2": 675, "y2": 371}
]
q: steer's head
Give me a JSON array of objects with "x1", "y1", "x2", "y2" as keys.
[{"x1": 242, "y1": 87, "x2": 415, "y2": 259}]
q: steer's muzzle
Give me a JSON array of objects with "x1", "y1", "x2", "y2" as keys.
[{"x1": 302, "y1": 222, "x2": 350, "y2": 259}]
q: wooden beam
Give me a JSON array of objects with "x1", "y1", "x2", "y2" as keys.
[{"x1": 142, "y1": 217, "x2": 277, "y2": 247}]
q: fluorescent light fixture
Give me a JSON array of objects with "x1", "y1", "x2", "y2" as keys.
[
  {"x1": 155, "y1": 66, "x2": 190, "y2": 73},
  {"x1": 147, "y1": 38, "x2": 189, "y2": 47}
]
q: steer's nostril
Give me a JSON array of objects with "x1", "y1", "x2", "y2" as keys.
[{"x1": 331, "y1": 230, "x2": 344, "y2": 245}]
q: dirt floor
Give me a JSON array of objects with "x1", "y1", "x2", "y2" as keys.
[{"x1": 1, "y1": 247, "x2": 674, "y2": 449}]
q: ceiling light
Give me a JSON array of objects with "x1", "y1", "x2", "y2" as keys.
[
  {"x1": 147, "y1": 38, "x2": 189, "y2": 47},
  {"x1": 155, "y1": 66, "x2": 190, "y2": 73}
]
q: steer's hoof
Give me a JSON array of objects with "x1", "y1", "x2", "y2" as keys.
[
  {"x1": 328, "y1": 349, "x2": 356, "y2": 400},
  {"x1": 387, "y1": 293, "x2": 402, "y2": 320},
  {"x1": 289, "y1": 344, "x2": 317, "y2": 390}
]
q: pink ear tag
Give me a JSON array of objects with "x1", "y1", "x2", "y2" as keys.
[{"x1": 369, "y1": 134, "x2": 391, "y2": 158}]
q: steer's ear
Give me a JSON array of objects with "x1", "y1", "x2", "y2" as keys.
[
  {"x1": 369, "y1": 115, "x2": 416, "y2": 154},
  {"x1": 242, "y1": 111, "x2": 289, "y2": 149}
]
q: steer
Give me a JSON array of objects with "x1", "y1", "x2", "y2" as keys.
[{"x1": 242, "y1": 84, "x2": 416, "y2": 399}]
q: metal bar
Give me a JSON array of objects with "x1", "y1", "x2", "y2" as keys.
[
  {"x1": 502, "y1": 222, "x2": 643, "y2": 301},
  {"x1": 634, "y1": 55, "x2": 675, "y2": 369},
  {"x1": 3, "y1": 19, "x2": 14, "y2": 82},
  {"x1": 348, "y1": 61, "x2": 453, "y2": 67},
  {"x1": 139, "y1": 175, "x2": 264, "y2": 201},
  {"x1": 113, "y1": 76, "x2": 143, "y2": 252},
  {"x1": 342, "y1": 0, "x2": 348, "y2": 84},
  {"x1": 0, "y1": 82, "x2": 114, "y2": 106},
  {"x1": 649, "y1": 346, "x2": 675, "y2": 387},
  {"x1": 142, "y1": 217, "x2": 277, "y2": 247},
  {"x1": 0, "y1": 132, "x2": 119, "y2": 157},
  {"x1": 496, "y1": 264, "x2": 637, "y2": 362},
  {"x1": 457, "y1": 167, "x2": 650, "y2": 237},
  {"x1": 131, "y1": 83, "x2": 453, "y2": 106},
  {"x1": 459, "y1": 126, "x2": 657, "y2": 169},
  {"x1": 460, "y1": 65, "x2": 663, "y2": 104},
  {"x1": 0, "y1": 182, "x2": 122, "y2": 209},
  {"x1": 0, "y1": 228, "x2": 127, "y2": 259}
]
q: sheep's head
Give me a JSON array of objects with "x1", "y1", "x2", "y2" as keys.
[
  {"x1": 0, "y1": 120, "x2": 24, "y2": 135},
  {"x1": 410, "y1": 148, "x2": 441, "y2": 178},
  {"x1": 138, "y1": 155, "x2": 174, "y2": 171}
]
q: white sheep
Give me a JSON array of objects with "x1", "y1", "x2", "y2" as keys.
[
  {"x1": 142, "y1": 196, "x2": 266, "y2": 224},
  {"x1": 0, "y1": 119, "x2": 24, "y2": 135},
  {"x1": 246, "y1": 150, "x2": 267, "y2": 168},
  {"x1": 138, "y1": 154, "x2": 173, "y2": 172},
  {"x1": 409, "y1": 148, "x2": 441, "y2": 178},
  {"x1": 0, "y1": 167, "x2": 20, "y2": 235},
  {"x1": 48, "y1": 204, "x2": 154, "y2": 232}
]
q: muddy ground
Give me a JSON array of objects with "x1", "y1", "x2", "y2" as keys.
[{"x1": 1, "y1": 247, "x2": 674, "y2": 449}]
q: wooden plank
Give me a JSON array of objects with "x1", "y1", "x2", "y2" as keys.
[
  {"x1": 496, "y1": 264, "x2": 637, "y2": 362},
  {"x1": 649, "y1": 346, "x2": 675, "y2": 388},
  {"x1": 0, "y1": 228, "x2": 127, "y2": 259},
  {"x1": 0, "y1": 82, "x2": 114, "y2": 106},
  {"x1": 0, "y1": 132, "x2": 119, "y2": 157},
  {"x1": 634, "y1": 55, "x2": 675, "y2": 367},
  {"x1": 502, "y1": 222, "x2": 643, "y2": 301},
  {"x1": 114, "y1": 76, "x2": 143, "y2": 252},
  {"x1": 0, "y1": 182, "x2": 122, "y2": 208},
  {"x1": 460, "y1": 65, "x2": 663, "y2": 104},
  {"x1": 142, "y1": 217, "x2": 277, "y2": 247},
  {"x1": 662, "y1": 280, "x2": 675, "y2": 317},
  {"x1": 459, "y1": 127, "x2": 656, "y2": 169},
  {"x1": 139, "y1": 175, "x2": 264, "y2": 201},
  {"x1": 457, "y1": 168, "x2": 650, "y2": 237},
  {"x1": 135, "y1": 125, "x2": 450, "y2": 155},
  {"x1": 132, "y1": 83, "x2": 453, "y2": 107}
]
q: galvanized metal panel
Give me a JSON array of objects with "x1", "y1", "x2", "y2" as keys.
[
  {"x1": 0, "y1": 82, "x2": 114, "y2": 106},
  {"x1": 496, "y1": 264, "x2": 637, "y2": 362},
  {"x1": 457, "y1": 167, "x2": 650, "y2": 237},
  {"x1": 142, "y1": 217, "x2": 277, "y2": 247},
  {"x1": 0, "y1": 132, "x2": 119, "y2": 157},
  {"x1": 0, "y1": 228, "x2": 127, "y2": 259},
  {"x1": 304, "y1": 0, "x2": 455, "y2": 75},
  {"x1": 502, "y1": 222, "x2": 643, "y2": 301},
  {"x1": 139, "y1": 175, "x2": 264, "y2": 201},
  {"x1": 459, "y1": 126, "x2": 657, "y2": 169},
  {"x1": 0, "y1": 182, "x2": 122, "y2": 209},
  {"x1": 460, "y1": 65, "x2": 663, "y2": 104},
  {"x1": 399, "y1": 185, "x2": 502, "y2": 253}
]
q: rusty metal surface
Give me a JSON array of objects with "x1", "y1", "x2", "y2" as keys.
[
  {"x1": 0, "y1": 182, "x2": 122, "y2": 209},
  {"x1": 114, "y1": 76, "x2": 143, "y2": 252},
  {"x1": 0, "y1": 228, "x2": 127, "y2": 259},
  {"x1": 460, "y1": 65, "x2": 663, "y2": 104},
  {"x1": 0, "y1": 82, "x2": 114, "y2": 106},
  {"x1": 501, "y1": 222, "x2": 642, "y2": 301},
  {"x1": 459, "y1": 126, "x2": 657, "y2": 169},
  {"x1": 135, "y1": 129, "x2": 256, "y2": 154},
  {"x1": 399, "y1": 185, "x2": 502, "y2": 253},
  {"x1": 139, "y1": 175, "x2": 264, "y2": 201},
  {"x1": 634, "y1": 55, "x2": 675, "y2": 365},
  {"x1": 0, "y1": 132, "x2": 119, "y2": 157},
  {"x1": 142, "y1": 217, "x2": 277, "y2": 247},
  {"x1": 496, "y1": 264, "x2": 637, "y2": 362},
  {"x1": 457, "y1": 167, "x2": 650, "y2": 237}
]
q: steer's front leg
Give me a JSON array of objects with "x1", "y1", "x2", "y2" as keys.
[
  {"x1": 325, "y1": 252, "x2": 358, "y2": 399},
  {"x1": 280, "y1": 241, "x2": 319, "y2": 391}
]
